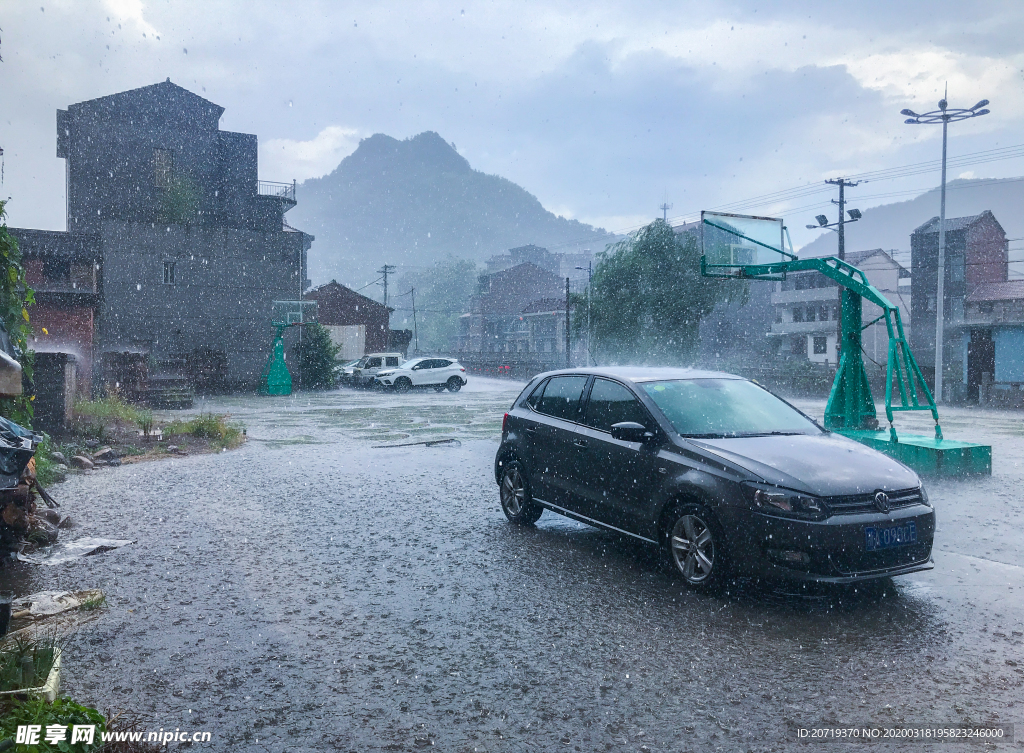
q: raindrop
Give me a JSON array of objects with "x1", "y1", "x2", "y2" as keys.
[
  {"x1": 183, "y1": 47, "x2": 188, "y2": 54},
  {"x1": 136, "y1": 284, "x2": 142, "y2": 291}
]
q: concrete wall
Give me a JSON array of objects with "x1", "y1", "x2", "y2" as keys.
[{"x1": 98, "y1": 221, "x2": 309, "y2": 390}]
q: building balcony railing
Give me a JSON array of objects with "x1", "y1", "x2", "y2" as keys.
[
  {"x1": 258, "y1": 180, "x2": 296, "y2": 202},
  {"x1": 769, "y1": 320, "x2": 836, "y2": 336}
]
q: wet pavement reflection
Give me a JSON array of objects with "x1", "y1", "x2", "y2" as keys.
[{"x1": 6, "y1": 380, "x2": 1021, "y2": 751}]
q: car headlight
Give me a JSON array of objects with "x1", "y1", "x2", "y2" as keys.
[
  {"x1": 743, "y1": 482, "x2": 828, "y2": 521},
  {"x1": 919, "y1": 485, "x2": 930, "y2": 508}
]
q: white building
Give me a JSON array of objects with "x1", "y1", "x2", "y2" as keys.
[{"x1": 770, "y1": 249, "x2": 911, "y2": 366}]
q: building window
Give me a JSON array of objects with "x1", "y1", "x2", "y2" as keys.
[
  {"x1": 950, "y1": 255, "x2": 965, "y2": 283},
  {"x1": 163, "y1": 261, "x2": 176, "y2": 285},
  {"x1": 154, "y1": 148, "x2": 173, "y2": 188},
  {"x1": 813, "y1": 336, "x2": 828, "y2": 355},
  {"x1": 792, "y1": 308, "x2": 804, "y2": 323},
  {"x1": 806, "y1": 307, "x2": 816, "y2": 322},
  {"x1": 819, "y1": 305, "x2": 829, "y2": 321}
]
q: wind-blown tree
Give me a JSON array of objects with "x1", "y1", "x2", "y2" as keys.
[{"x1": 583, "y1": 219, "x2": 743, "y2": 365}]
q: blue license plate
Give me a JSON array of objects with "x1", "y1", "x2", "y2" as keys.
[{"x1": 865, "y1": 521, "x2": 917, "y2": 551}]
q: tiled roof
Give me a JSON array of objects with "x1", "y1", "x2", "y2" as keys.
[
  {"x1": 966, "y1": 280, "x2": 1024, "y2": 303},
  {"x1": 913, "y1": 210, "x2": 996, "y2": 235}
]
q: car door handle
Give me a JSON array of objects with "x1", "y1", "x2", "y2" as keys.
[
  {"x1": 525, "y1": 426, "x2": 537, "y2": 434},
  {"x1": 573, "y1": 438, "x2": 588, "y2": 449}
]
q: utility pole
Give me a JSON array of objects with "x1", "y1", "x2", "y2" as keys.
[
  {"x1": 659, "y1": 202, "x2": 673, "y2": 223},
  {"x1": 565, "y1": 277, "x2": 571, "y2": 369},
  {"x1": 823, "y1": 178, "x2": 862, "y2": 261},
  {"x1": 377, "y1": 264, "x2": 396, "y2": 308},
  {"x1": 410, "y1": 287, "x2": 419, "y2": 354}
]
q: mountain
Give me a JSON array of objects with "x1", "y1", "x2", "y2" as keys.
[
  {"x1": 798, "y1": 177, "x2": 1024, "y2": 273},
  {"x1": 288, "y1": 131, "x2": 613, "y2": 286}
]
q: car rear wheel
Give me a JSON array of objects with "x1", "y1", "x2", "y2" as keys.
[
  {"x1": 664, "y1": 504, "x2": 728, "y2": 591},
  {"x1": 447, "y1": 376, "x2": 463, "y2": 392},
  {"x1": 499, "y1": 462, "x2": 542, "y2": 525},
  {"x1": 394, "y1": 377, "x2": 412, "y2": 394}
]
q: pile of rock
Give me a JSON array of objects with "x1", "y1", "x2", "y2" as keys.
[{"x1": 60, "y1": 446, "x2": 122, "y2": 471}]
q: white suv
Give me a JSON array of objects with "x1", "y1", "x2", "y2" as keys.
[
  {"x1": 374, "y1": 357, "x2": 468, "y2": 393},
  {"x1": 348, "y1": 353, "x2": 403, "y2": 387}
]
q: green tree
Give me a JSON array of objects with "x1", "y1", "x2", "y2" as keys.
[
  {"x1": 0, "y1": 200, "x2": 35, "y2": 426},
  {"x1": 292, "y1": 322, "x2": 340, "y2": 390},
  {"x1": 393, "y1": 257, "x2": 478, "y2": 353},
  {"x1": 584, "y1": 219, "x2": 743, "y2": 365}
]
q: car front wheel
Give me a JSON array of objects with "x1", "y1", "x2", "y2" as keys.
[
  {"x1": 499, "y1": 462, "x2": 542, "y2": 525},
  {"x1": 447, "y1": 376, "x2": 463, "y2": 392},
  {"x1": 664, "y1": 504, "x2": 728, "y2": 591}
]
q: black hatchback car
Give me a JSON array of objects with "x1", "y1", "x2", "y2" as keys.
[{"x1": 494, "y1": 367, "x2": 934, "y2": 590}]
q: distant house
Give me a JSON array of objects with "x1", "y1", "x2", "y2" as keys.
[
  {"x1": 11, "y1": 79, "x2": 313, "y2": 393},
  {"x1": 769, "y1": 249, "x2": 911, "y2": 366},
  {"x1": 457, "y1": 262, "x2": 566, "y2": 355},
  {"x1": 304, "y1": 280, "x2": 391, "y2": 360},
  {"x1": 484, "y1": 244, "x2": 592, "y2": 285},
  {"x1": 18, "y1": 229, "x2": 103, "y2": 391},
  {"x1": 910, "y1": 210, "x2": 1008, "y2": 401}
]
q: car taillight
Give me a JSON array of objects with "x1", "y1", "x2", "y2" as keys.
[
  {"x1": 460, "y1": 367, "x2": 465, "y2": 372},
  {"x1": 502, "y1": 413, "x2": 509, "y2": 434}
]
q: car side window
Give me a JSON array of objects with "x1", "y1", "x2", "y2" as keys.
[
  {"x1": 583, "y1": 379, "x2": 651, "y2": 433},
  {"x1": 367, "y1": 357, "x2": 382, "y2": 368},
  {"x1": 437, "y1": 359, "x2": 451, "y2": 367},
  {"x1": 525, "y1": 379, "x2": 547, "y2": 409},
  {"x1": 535, "y1": 376, "x2": 587, "y2": 422},
  {"x1": 385, "y1": 357, "x2": 399, "y2": 367}
]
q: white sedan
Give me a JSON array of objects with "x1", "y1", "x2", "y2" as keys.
[{"x1": 374, "y1": 358, "x2": 468, "y2": 393}]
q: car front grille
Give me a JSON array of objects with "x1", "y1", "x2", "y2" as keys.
[{"x1": 825, "y1": 488, "x2": 924, "y2": 515}]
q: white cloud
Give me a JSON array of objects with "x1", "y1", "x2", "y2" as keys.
[{"x1": 260, "y1": 126, "x2": 362, "y2": 182}]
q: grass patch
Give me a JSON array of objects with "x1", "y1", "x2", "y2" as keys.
[
  {"x1": 0, "y1": 696, "x2": 105, "y2": 751},
  {"x1": 0, "y1": 637, "x2": 61, "y2": 693},
  {"x1": 73, "y1": 396, "x2": 149, "y2": 427},
  {"x1": 78, "y1": 594, "x2": 106, "y2": 612},
  {"x1": 164, "y1": 413, "x2": 244, "y2": 450}
]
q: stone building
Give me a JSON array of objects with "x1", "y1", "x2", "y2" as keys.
[{"x1": 12, "y1": 79, "x2": 313, "y2": 393}]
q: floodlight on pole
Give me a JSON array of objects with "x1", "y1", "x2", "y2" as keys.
[
  {"x1": 848, "y1": 208, "x2": 862, "y2": 220},
  {"x1": 816, "y1": 215, "x2": 829, "y2": 227},
  {"x1": 901, "y1": 89, "x2": 991, "y2": 404}
]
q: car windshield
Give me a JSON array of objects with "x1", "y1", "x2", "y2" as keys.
[
  {"x1": 641, "y1": 379, "x2": 820, "y2": 438},
  {"x1": 400, "y1": 358, "x2": 425, "y2": 369}
]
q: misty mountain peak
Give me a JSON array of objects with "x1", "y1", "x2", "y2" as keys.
[{"x1": 332, "y1": 131, "x2": 471, "y2": 181}]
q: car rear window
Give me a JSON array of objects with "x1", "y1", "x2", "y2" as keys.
[
  {"x1": 385, "y1": 357, "x2": 400, "y2": 367},
  {"x1": 641, "y1": 378, "x2": 820, "y2": 438},
  {"x1": 582, "y1": 379, "x2": 651, "y2": 433},
  {"x1": 534, "y1": 376, "x2": 587, "y2": 421}
]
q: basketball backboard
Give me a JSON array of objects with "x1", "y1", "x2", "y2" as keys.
[
  {"x1": 700, "y1": 211, "x2": 793, "y2": 277},
  {"x1": 271, "y1": 300, "x2": 318, "y2": 325}
]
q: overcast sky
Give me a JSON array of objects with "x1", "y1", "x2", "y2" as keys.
[{"x1": 3, "y1": 0, "x2": 1024, "y2": 250}]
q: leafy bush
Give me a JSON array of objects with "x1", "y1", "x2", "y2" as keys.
[
  {"x1": 0, "y1": 200, "x2": 36, "y2": 428},
  {"x1": 291, "y1": 322, "x2": 340, "y2": 390},
  {"x1": 0, "y1": 696, "x2": 105, "y2": 752}
]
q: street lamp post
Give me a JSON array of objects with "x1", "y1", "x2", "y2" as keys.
[
  {"x1": 575, "y1": 259, "x2": 592, "y2": 366},
  {"x1": 902, "y1": 94, "x2": 990, "y2": 403}
]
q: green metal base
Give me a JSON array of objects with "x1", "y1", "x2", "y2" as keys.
[{"x1": 837, "y1": 430, "x2": 992, "y2": 476}]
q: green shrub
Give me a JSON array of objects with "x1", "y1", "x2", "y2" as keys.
[
  {"x1": 0, "y1": 696, "x2": 105, "y2": 752},
  {"x1": 291, "y1": 322, "x2": 340, "y2": 390}
]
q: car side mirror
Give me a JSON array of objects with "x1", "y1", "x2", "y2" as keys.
[{"x1": 610, "y1": 422, "x2": 653, "y2": 443}]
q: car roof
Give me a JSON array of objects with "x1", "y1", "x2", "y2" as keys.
[{"x1": 532, "y1": 366, "x2": 742, "y2": 383}]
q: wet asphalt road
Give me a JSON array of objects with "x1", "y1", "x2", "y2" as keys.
[{"x1": 7, "y1": 379, "x2": 1024, "y2": 751}]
